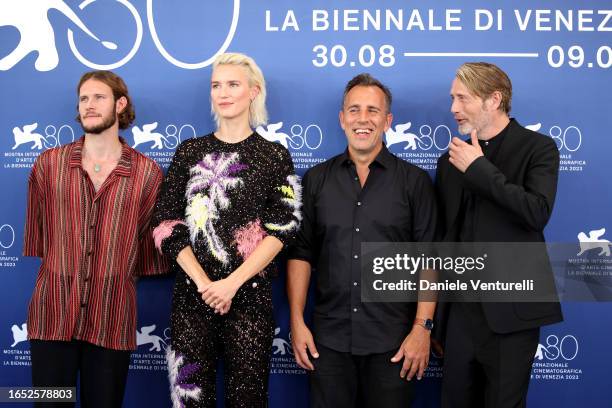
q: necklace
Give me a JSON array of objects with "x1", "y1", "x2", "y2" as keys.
[{"x1": 82, "y1": 144, "x2": 121, "y2": 174}]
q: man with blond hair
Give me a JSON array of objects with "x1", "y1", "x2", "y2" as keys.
[{"x1": 436, "y1": 62, "x2": 563, "y2": 407}]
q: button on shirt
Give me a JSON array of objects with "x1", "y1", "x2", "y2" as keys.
[
  {"x1": 289, "y1": 145, "x2": 437, "y2": 355},
  {"x1": 23, "y1": 137, "x2": 168, "y2": 350}
]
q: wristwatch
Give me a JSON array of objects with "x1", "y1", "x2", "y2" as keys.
[{"x1": 414, "y1": 318, "x2": 434, "y2": 331}]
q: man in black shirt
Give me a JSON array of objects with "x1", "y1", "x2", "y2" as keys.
[
  {"x1": 287, "y1": 73, "x2": 437, "y2": 407},
  {"x1": 436, "y1": 62, "x2": 563, "y2": 408}
]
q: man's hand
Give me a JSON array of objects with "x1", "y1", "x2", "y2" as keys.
[
  {"x1": 390, "y1": 326, "x2": 431, "y2": 381},
  {"x1": 290, "y1": 320, "x2": 319, "y2": 370},
  {"x1": 200, "y1": 278, "x2": 239, "y2": 315},
  {"x1": 448, "y1": 130, "x2": 484, "y2": 173}
]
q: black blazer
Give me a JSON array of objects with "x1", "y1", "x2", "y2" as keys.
[{"x1": 435, "y1": 119, "x2": 563, "y2": 335}]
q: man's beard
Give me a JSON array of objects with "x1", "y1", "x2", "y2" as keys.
[
  {"x1": 81, "y1": 108, "x2": 117, "y2": 134},
  {"x1": 458, "y1": 107, "x2": 489, "y2": 136},
  {"x1": 458, "y1": 122, "x2": 474, "y2": 135}
]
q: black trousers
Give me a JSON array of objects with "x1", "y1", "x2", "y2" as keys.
[
  {"x1": 441, "y1": 303, "x2": 540, "y2": 408},
  {"x1": 30, "y1": 339, "x2": 131, "y2": 408},
  {"x1": 309, "y1": 343, "x2": 414, "y2": 408}
]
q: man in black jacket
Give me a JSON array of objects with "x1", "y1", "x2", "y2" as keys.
[{"x1": 436, "y1": 62, "x2": 563, "y2": 408}]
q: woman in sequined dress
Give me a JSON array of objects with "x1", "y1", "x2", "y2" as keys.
[{"x1": 152, "y1": 53, "x2": 301, "y2": 408}]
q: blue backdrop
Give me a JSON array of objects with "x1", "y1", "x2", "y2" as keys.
[{"x1": 1, "y1": 1, "x2": 611, "y2": 406}]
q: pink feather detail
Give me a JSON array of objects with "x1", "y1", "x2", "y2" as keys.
[
  {"x1": 153, "y1": 220, "x2": 186, "y2": 253},
  {"x1": 234, "y1": 219, "x2": 268, "y2": 260}
]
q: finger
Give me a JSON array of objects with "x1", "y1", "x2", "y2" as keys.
[
  {"x1": 449, "y1": 143, "x2": 462, "y2": 154},
  {"x1": 406, "y1": 358, "x2": 419, "y2": 381},
  {"x1": 306, "y1": 338, "x2": 319, "y2": 359},
  {"x1": 415, "y1": 359, "x2": 425, "y2": 380},
  {"x1": 451, "y1": 137, "x2": 465, "y2": 146},
  {"x1": 291, "y1": 342, "x2": 304, "y2": 367},
  {"x1": 295, "y1": 354, "x2": 310, "y2": 371},
  {"x1": 390, "y1": 349, "x2": 403, "y2": 363},
  {"x1": 400, "y1": 357, "x2": 412, "y2": 379},
  {"x1": 218, "y1": 302, "x2": 230, "y2": 315},
  {"x1": 470, "y1": 129, "x2": 479, "y2": 146},
  {"x1": 293, "y1": 348, "x2": 303, "y2": 368},
  {"x1": 214, "y1": 301, "x2": 224, "y2": 311},
  {"x1": 417, "y1": 359, "x2": 428, "y2": 380},
  {"x1": 296, "y1": 345, "x2": 314, "y2": 370}
]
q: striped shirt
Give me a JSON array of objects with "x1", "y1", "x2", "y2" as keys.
[{"x1": 23, "y1": 136, "x2": 168, "y2": 350}]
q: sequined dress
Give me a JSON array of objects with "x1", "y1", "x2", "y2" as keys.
[{"x1": 152, "y1": 132, "x2": 301, "y2": 408}]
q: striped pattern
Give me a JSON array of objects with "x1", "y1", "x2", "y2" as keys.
[{"x1": 23, "y1": 137, "x2": 168, "y2": 350}]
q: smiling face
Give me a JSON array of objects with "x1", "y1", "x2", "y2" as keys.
[
  {"x1": 210, "y1": 64, "x2": 258, "y2": 126},
  {"x1": 450, "y1": 78, "x2": 495, "y2": 136},
  {"x1": 339, "y1": 85, "x2": 392, "y2": 158},
  {"x1": 78, "y1": 79, "x2": 125, "y2": 135}
]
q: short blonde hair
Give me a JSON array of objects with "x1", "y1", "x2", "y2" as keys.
[
  {"x1": 456, "y1": 62, "x2": 512, "y2": 113},
  {"x1": 211, "y1": 52, "x2": 268, "y2": 128}
]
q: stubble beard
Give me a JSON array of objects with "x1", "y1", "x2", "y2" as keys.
[
  {"x1": 81, "y1": 107, "x2": 118, "y2": 135},
  {"x1": 458, "y1": 107, "x2": 490, "y2": 136}
]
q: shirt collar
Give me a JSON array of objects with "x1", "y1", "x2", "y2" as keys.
[
  {"x1": 373, "y1": 144, "x2": 393, "y2": 169},
  {"x1": 340, "y1": 143, "x2": 393, "y2": 169},
  {"x1": 69, "y1": 136, "x2": 132, "y2": 176},
  {"x1": 477, "y1": 118, "x2": 513, "y2": 144}
]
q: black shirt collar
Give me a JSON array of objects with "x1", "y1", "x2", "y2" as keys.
[
  {"x1": 340, "y1": 143, "x2": 393, "y2": 169},
  {"x1": 477, "y1": 119, "x2": 512, "y2": 148}
]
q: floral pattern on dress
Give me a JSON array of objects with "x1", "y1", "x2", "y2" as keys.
[
  {"x1": 185, "y1": 152, "x2": 247, "y2": 264},
  {"x1": 264, "y1": 174, "x2": 302, "y2": 232},
  {"x1": 167, "y1": 347, "x2": 202, "y2": 408}
]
